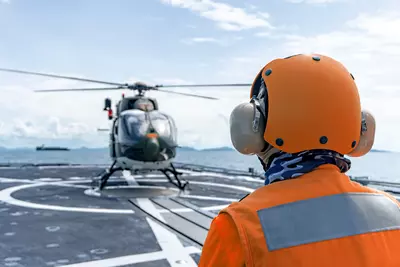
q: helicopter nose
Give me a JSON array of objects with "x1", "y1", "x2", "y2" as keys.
[{"x1": 143, "y1": 133, "x2": 160, "y2": 159}]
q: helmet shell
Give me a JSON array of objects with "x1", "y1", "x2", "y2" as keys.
[{"x1": 256, "y1": 54, "x2": 361, "y2": 154}]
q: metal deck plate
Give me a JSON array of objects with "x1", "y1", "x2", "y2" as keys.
[{"x1": 0, "y1": 165, "x2": 261, "y2": 267}]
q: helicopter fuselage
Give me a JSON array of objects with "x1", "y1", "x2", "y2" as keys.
[
  {"x1": 108, "y1": 105, "x2": 178, "y2": 171},
  {"x1": 97, "y1": 95, "x2": 186, "y2": 190}
]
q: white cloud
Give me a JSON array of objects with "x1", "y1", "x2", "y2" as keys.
[
  {"x1": 0, "y1": 78, "x2": 110, "y2": 148},
  {"x1": 10, "y1": 117, "x2": 90, "y2": 139},
  {"x1": 160, "y1": 0, "x2": 273, "y2": 31},
  {"x1": 181, "y1": 37, "x2": 221, "y2": 44},
  {"x1": 245, "y1": 4, "x2": 257, "y2": 10},
  {"x1": 255, "y1": 24, "x2": 300, "y2": 38},
  {"x1": 181, "y1": 36, "x2": 242, "y2": 46},
  {"x1": 255, "y1": 32, "x2": 272, "y2": 37},
  {"x1": 257, "y1": 12, "x2": 270, "y2": 19}
]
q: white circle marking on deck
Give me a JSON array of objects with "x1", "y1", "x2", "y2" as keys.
[
  {"x1": 0, "y1": 182, "x2": 135, "y2": 214},
  {"x1": 0, "y1": 177, "x2": 253, "y2": 214}
]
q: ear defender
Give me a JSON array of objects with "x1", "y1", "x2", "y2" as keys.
[
  {"x1": 347, "y1": 110, "x2": 376, "y2": 157},
  {"x1": 229, "y1": 71, "x2": 267, "y2": 155},
  {"x1": 229, "y1": 101, "x2": 266, "y2": 155}
]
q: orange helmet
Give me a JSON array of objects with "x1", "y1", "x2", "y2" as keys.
[{"x1": 229, "y1": 54, "x2": 375, "y2": 157}]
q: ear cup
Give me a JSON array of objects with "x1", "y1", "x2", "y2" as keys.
[
  {"x1": 347, "y1": 110, "x2": 376, "y2": 157},
  {"x1": 229, "y1": 102, "x2": 266, "y2": 155}
]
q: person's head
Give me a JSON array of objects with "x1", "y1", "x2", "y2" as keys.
[
  {"x1": 134, "y1": 98, "x2": 155, "y2": 111},
  {"x1": 229, "y1": 54, "x2": 376, "y2": 170}
]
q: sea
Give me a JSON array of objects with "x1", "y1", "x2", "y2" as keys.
[{"x1": 0, "y1": 149, "x2": 399, "y2": 182}]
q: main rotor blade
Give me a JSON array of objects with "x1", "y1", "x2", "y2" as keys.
[
  {"x1": 34, "y1": 87, "x2": 123, "y2": 92},
  {"x1": 155, "y1": 88, "x2": 219, "y2": 100},
  {"x1": 0, "y1": 68, "x2": 124, "y2": 87},
  {"x1": 155, "y1": 83, "x2": 252, "y2": 88}
]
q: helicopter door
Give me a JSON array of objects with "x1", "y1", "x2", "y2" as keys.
[{"x1": 110, "y1": 118, "x2": 117, "y2": 158}]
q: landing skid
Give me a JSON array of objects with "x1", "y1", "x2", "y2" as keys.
[
  {"x1": 93, "y1": 160, "x2": 123, "y2": 190},
  {"x1": 92, "y1": 162, "x2": 188, "y2": 191},
  {"x1": 161, "y1": 163, "x2": 189, "y2": 191}
]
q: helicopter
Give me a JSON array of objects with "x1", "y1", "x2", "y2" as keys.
[{"x1": 0, "y1": 67, "x2": 252, "y2": 191}]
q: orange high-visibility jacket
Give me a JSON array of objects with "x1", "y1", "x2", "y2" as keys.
[{"x1": 198, "y1": 164, "x2": 400, "y2": 267}]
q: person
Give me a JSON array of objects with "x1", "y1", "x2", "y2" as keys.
[
  {"x1": 198, "y1": 54, "x2": 400, "y2": 267},
  {"x1": 134, "y1": 98, "x2": 155, "y2": 111}
]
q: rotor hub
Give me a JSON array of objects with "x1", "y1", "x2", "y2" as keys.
[{"x1": 124, "y1": 82, "x2": 153, "y2": 95}]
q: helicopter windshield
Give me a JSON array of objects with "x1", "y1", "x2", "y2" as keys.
[
  {"x1": 148, "y1": 111, "x2": 176, "y2": 140},
  {"x1": 133, "y1": 98, "x2": 155, "y2": 111},
  {"x1": 122, "y1": 111, "x2": 149, "y2": 139},
  {"x1": 119, "y1": 110, "x2": 177, "y2": 144}
]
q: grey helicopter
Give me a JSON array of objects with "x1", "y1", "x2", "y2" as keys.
[{"x1": 0, "y1": 68, "x2": 252, "y2": 191}]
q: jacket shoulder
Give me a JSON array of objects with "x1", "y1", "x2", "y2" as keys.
[
  {"x1": 367, "y1": 187, "x2": 400, "y2": 206},
  {"x1": 198, "y1": 213, "x2": 245, "y2": 267},
  {"x1": 239, "y1": 193, "x2": 249, "y2": 202},
  {"x1": 350, "y1": 180, "x2": 400, "y2": 205}
]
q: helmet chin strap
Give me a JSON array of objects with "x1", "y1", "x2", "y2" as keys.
[
  {"x1": 361, "y1": 112, "x2": 367, "y2": 134},
  {"x1": 256, "y1": 143, "x2": 280, "y2": 170},
  {"x1": 252, "y1": 76, "x2": 277, "y2": 168},
  {"x1": 250, "y1": 96, "x2": 262, "y2": 132}
]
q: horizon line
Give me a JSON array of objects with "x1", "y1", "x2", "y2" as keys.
[{"x1": 0, "y1": 146, "x2": 394, "y2": 153}]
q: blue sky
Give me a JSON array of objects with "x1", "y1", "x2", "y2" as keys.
[
  {"x1": 1, "y1": 0, "x2": 396, "y2": 80},
  {"x1": 0, "y1": 0, "x2": 400, "y2": 150}
]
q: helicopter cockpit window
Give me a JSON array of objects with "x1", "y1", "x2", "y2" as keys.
[
  {"x1": 120, "y1": 111, "x2": 150, "y2": 141},
  {"x1": 148, "y1": 112, "x2": 174, "y2": 139},
  {"x1": 119, "y1": 110, "x2": 177, "y2": 145},
  {"x1": 149, "y1": 112, "x2": 178, "y2": 146},
  {"x1": 133, "y1": 99, "x2": 155, "y2": 111}
]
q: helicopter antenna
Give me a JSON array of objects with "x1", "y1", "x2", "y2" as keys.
[
  {"x1": 0, "y1": 68, "x2": 253, "y2": 100},
  {"x1": 97, "y1": 128, "x2": 109, "y2": 132}
]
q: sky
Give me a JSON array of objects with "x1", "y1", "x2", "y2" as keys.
[{"x1": 0, "y1": 0, "x2": 399, "y2": 150}]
